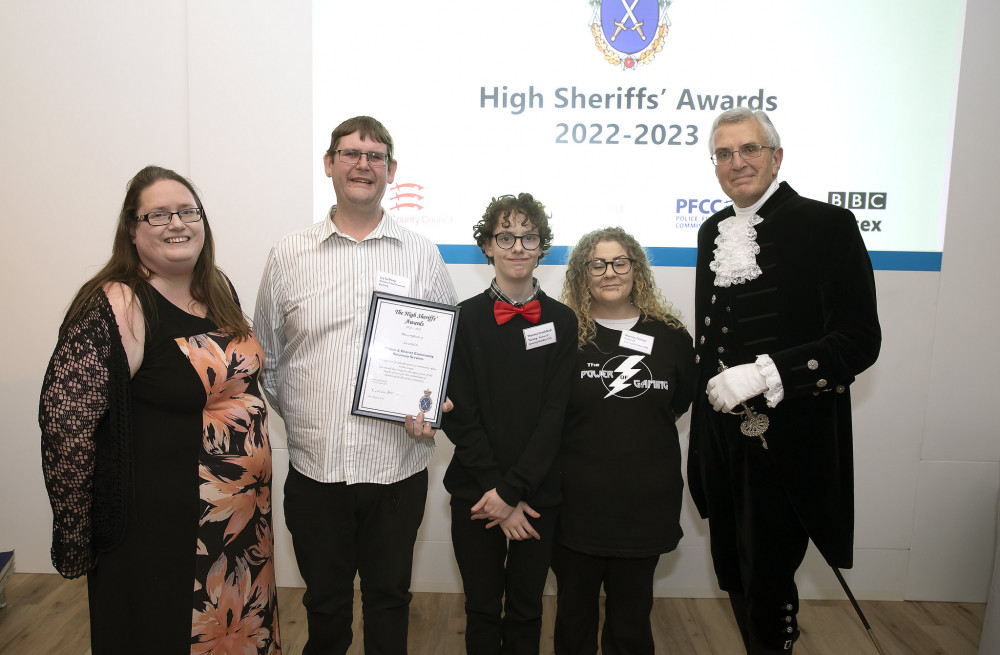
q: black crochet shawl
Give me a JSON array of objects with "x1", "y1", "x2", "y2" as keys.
[{"x1": 39, "y1": 291, "x2": 132, "y2": 579}]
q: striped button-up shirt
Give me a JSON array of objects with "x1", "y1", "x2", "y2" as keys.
[{"x1": 254, "y1": 207, "x2": 458, "y2": 484}]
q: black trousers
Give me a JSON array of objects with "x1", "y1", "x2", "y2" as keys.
[
  {"x1": 284, "y1": 466, "x2": 428, "y2": 655},
  {"x1": 698, "y1": 411, "x2": 808, "y2": 653},
  {"x1": 552, "y1": 544, "x2": 660, "y2": 655},
  {"x1": 450, "y1": 498, "x2": 558, "y2": 655}
]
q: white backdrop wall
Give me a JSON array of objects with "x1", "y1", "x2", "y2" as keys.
[{"x1": 1, "y1": 0, "x2": 997, "y2": 603}]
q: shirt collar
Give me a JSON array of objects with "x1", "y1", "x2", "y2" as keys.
[
  {"x1": 319, "y1": 205, "x2": 404, "y2": 244},
  {"x1": 489, "y1": 278, "x2": 540, "y2": 306},
  {"x1": 733, "y1": 180, "x2": 781, "y2": 218}
]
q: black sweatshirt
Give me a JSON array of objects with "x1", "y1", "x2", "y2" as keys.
[
  {"x1": 442, "y1": 290, "x2": 577, "y2": 508},
  {"x1": 559, "y1": 320, "x2": 695, "y2": 557}
]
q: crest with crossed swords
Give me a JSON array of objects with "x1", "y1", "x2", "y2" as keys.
[
  {"x1": 611, "y1": 0, "x2": 646, "y2": 42},
  {"x1": 590, "y1": 0, "x2": 671, "y2": 69}
]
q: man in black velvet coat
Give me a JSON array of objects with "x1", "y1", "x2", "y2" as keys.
[{"x1": 688, "y1": 108, "x2": 882, "y2": 654}]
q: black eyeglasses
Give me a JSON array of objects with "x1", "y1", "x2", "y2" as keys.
[
  {"x1": 494, "y1": 233, "x2": 541, "y2": 250},
  {"x1": 136, "y1": 208, "x2": 204, "y2": 226},
  {"x1": 587, "y1": 257, "x2": 633, "y2": 276},
  {"x1": 711, "y1": 143, "x2": 776, "y2": 166},
  {"x1": 334, "y1": 149, "x2": 390, "y2": 167}
]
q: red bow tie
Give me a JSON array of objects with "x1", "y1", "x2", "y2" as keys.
[{"x1": 494, "y1": 300, "x2": 541, "y2": 325}]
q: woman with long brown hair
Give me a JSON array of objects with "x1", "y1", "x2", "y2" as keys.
[{"x1": 39, "y1": 166, "x2": 279, "y2": 654}]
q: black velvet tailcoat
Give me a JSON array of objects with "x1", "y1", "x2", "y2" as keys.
[{"x1": 688, "y1": 182, "x2": 882, "y2": 569}]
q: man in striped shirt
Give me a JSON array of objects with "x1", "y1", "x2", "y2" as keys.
[{"x1": 255, "y1": 115, "x2": 458, "y2": 654}]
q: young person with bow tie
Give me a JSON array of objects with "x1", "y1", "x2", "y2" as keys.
[{"x1": 442, "y1": 193, "x2": 577, "y2": 655}]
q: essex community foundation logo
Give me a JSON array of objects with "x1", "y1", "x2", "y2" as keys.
[{"x1": 590, "y1": 0, "x2": 671, "y2": 69}]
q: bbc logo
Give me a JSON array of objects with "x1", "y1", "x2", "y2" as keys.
[{"x1": 828, "y1": 192, "x2": 886, "y2": 210}]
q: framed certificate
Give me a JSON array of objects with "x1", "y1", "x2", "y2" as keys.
[{"x1": 351, "y1": 292, "x2": 460, "y2": 428}]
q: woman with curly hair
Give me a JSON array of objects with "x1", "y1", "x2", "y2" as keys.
[{"x1": 554, "y1": 226, "x2": 694, "y2": 655}]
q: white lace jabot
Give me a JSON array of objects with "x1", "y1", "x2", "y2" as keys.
[{"x1": 710, "y1": 181, "x2": 780, "y2": 288}]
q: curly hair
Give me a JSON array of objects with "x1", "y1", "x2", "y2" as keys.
[
  {"x1": 561, "y1": 226, "x2": 684, "y2": 348},
  {"x1": 472, "y1": 193, "x2": 553, "y2": 265}
]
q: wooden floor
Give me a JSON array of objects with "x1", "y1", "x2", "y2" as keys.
[{"x1": 0, "y1": 573, "x2": 985, "y2": 654}]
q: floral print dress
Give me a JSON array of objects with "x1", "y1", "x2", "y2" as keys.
[{"x1": 86, "y1": 287, "x2": 279, "y2": 655}]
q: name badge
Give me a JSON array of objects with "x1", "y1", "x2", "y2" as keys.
[
  {"x1": 523, "y1": 322, "x2": 557, "y2": 350},
  {"x1": 375, "y1": 272, "x2": 411, "y2": 296},
  {"x1": 620, "y1": 330, "x2": 654, "y2": 354}
]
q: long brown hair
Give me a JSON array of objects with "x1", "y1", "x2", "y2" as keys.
[
  {"x1": 561, "y1": 226, "x2": 684, "y2": 348},
  {"x1": 61, "y1": 165, "x2": 250, "y2": 340}
]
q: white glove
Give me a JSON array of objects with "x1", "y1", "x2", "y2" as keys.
[{"x1": 706, "y1": 363, "x2": 768, "y2": 412}]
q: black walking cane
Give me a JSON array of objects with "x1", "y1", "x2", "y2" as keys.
[{"x1": 832, "y1": 567, "x2": 887, "y2": 655}]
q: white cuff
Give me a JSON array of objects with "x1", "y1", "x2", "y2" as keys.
[{"x1": 756, "y1": 354, "x2": 784, "y2": 407}]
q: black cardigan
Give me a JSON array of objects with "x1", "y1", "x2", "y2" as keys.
[
  {"x1": 39, "y1": 291, "x2": 132, "y2": 578},
  {"x1": 442, "y1": 289, "x2": 577, "y2": 508}
]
